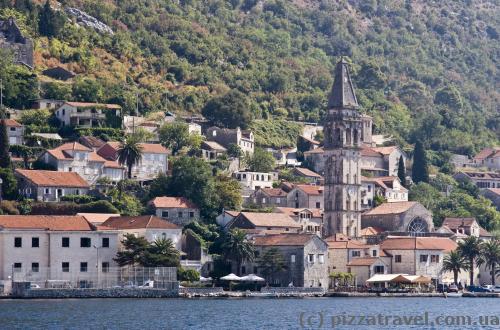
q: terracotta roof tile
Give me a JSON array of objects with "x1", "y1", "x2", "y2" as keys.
[
  {"x1": 371, "y1": 146, "x2": 398, "y2": 155},
  {"x1": 102, "y1": 215, "x2": 180, "y2": 230},
  {"x1": 201, "y1": 141, "x2": 226, "y2": 151},
  {"x1": 347, "y1": 257, "x2": 380, "y2": 266},
  {"x1": 360, "y1": 226, "x2": 384, "y2": 236},
  {"x1": 151, "y1": 197, "x2": 198, "y2": 209},
  {"x1": 77, "y1": 213, "x2": 120, "y2": 225},
  {"x1": 363, "y1": 201, "x2": 418, "y2": 216},
  {"x1": 381, "y1": 237, "x2": 457, "y2": 252},
  {"x1": 275, "y1": 207, "x2": 323, "y2": 218},
  {"x1": 16, "y1": 169, "x2": 89, "y2": 188},
  {"x1": 0, "y1": 215, "x2": 93, "y2": 231},
  {"x1": 253, "y1": 233, "x2": 317, "y2": 246},
  {"x1": 458, "y1": 171, "x2": 500, "y2": 180},
  {"x1": 260, "y1": 188, "x2": 287, "y2": 197},
  {"x1": 474, "y1": 148, "x2": 500, "y2": 161},
  {"x1": 293, "y1": 167, "x2": 322, "y2": 178},
  {"x1": 295, "y1": 184, "x2": 323, "y2": 195},
  {"x1": 442, "y1": 218, "x2": 476, "y2": 229},
  {"x1": 2, "y1": 119, "x2": 22, "y2": 127}
]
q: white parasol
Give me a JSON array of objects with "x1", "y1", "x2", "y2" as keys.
[
  {"x1": 220, "y1": 273, "x2": 242, "y2": 281},
  {"x1": 240, "y1": 274, "x2": 265, "y2": 282}
]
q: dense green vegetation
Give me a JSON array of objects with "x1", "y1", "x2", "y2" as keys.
[{"x1": 1, "y1": 0, "x2": 498, "y2": 155}]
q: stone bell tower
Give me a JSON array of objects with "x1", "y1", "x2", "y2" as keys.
[{"x1": 323, "y1": 58, "x2": 363, "y2": 238}]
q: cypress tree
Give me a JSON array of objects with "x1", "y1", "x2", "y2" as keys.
[
  {"x1": 412, "y1": 140, "x2": 429, "y2": 183},
  {"x1": 397, "y1": 155, "x2": 406, "y2": 187},
  {"x1": 0, "y1": 118, "x2": 11, "y2": 168},
  {"x1": 39, "y1": 0, "x2": 54, "y2": 37}
]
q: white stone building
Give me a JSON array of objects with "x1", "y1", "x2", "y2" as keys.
[
  {"x1": 149, "y1": 197, "x2": 200, "y2": 226},
  {"x1": 4, "y1": 119, "x2": 24, "y2": 145},
  {"x1": 0, "y1": 215, "x2": 119, "y2": 290},
  {"x1": 55, "y1": 102, "x2": 121, "y2": 128}
]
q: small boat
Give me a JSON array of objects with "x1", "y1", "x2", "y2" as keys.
[{"x1": 446, "y1": 292, "x2": 463, "y2": 298}]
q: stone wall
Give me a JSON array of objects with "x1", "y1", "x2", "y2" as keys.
[
  {"x1": 179, "y1": 287, "x2": 223, "y2": 295},
  {"x1": 14, "y1": 284, "x2": 179, "y2": 298},
  {"x1": 260, "y1": 287, "x2": 325, "y2": 294}
]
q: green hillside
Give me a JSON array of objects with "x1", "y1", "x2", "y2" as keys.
[{"x1": 1, "y1": 0, "x2": 499, "y2": 154}]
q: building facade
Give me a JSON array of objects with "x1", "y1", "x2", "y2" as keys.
[
  {"x1": 4, "y1": 119, "x2": 24, "y2": 145},
  {"x1": 206, "y1": 127, "x2": 254, "y2": 155},
  {"x1": 15, "y1": 169, "x2": 90, "y2": 202},
  {"x1": 55, "y1": 102, "x2": 121, "y2": 128},
  {"x1": 323, "y1": 59, "x2": 363, "y2": 238},
  {"x1": 150, "y1": 197, "x2": 200, "y2": 226}
]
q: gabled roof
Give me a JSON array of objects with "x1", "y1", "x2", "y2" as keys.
[
  {"x1": 0, "y1": 215, "x2": 94, "y2": 231},
  {"x1": 327, "y1": 239, "x2": 371, "y2": 249},
  {"x1": 275, "y1": 207, "x2": 323, "y2": 218},
  {"x1": 259, "y1": 188, "x2": 287, "y2": 197},
  {"x1": 79, "y1": 136, "x2": 105, "y2": 149},
  {"x1": 361, "y1": 147, "x2": 382, "y2": 157},
  {"x1": 474, "y1": 147, "x2": 500, "y2": 161},
  {"x1": 253, "y1": 233, "x2": 318, "y2": 246},
  {"x1": 15, "y1": 169, "x2": 89, "y2": 188},
  {"x1": 362, "y1": 176, "x2": 406, "y2": 191},
  {"x1": 77, "y1": 213, "x2": 120, "y2": 225},
  {"x1": 380, "y1": 236, "x2": 457, "y2": 252},
  {"x1": 2, "y1": 119, "x2": 22, "y2": 127},
  {"x1": 456, "y1": 171, "x2": 500, "y2": 180},
  {"x1": 201, "y1": 141, "x2": 227, "y2": 151},
  {"x1": 360, "y1": 226, "x2": 384, "y2": 236},
  {"x1": 237, "y1": 212, "x2": 300, "y2": 228},
  {"x1": 150, "y1": 197, "x2": 198, "y2": 209},
  {"x1": 483, "y1": 188, "x2": 500, "y2": 196},
  {"x1": 293, "y1": 167, "x2": 322, "y2": 178},
  {"x1": 101, "y1": 215, "x2": 180, "y2": 230},
  {"x1": 328, "y1": 58, "x2": 358, "y2": 109},
  {"x1": 98, "y1": 141, "x2": 169, "y2": 158},
  {"x1": 363, "y1": 201, "x2": 419, "y2": 216},
  {"x1": 295, "y1": 184, "x2": 323, "y2": 195},
  {"x1": 442, "y1": 217, "x2": 477, "y2": 229},
  {"x1": 370, "y1": 146, "x2": 399, "y2": 156},
  {"x1": 65, "y1": 102, "x2": 121, "y2": 109}
]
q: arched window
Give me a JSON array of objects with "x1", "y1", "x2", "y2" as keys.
[
  {"x1": 408, "y1": 218, "x2": 429, "y2": 235},
  {"x1": 353, "y1": 129, "x2": 359, "y2": 145},
  {"x1": 346, "y1": 128, "x2": 352, "y2": 145}
]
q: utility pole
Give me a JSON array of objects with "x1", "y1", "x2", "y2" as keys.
[{"x1": 0, "y1": 78, "x2": 3, "y2": 111}]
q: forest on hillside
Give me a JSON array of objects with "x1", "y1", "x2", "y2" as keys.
[{"x1": 1, "y1": 0, "x2": 499, "y2": 156}]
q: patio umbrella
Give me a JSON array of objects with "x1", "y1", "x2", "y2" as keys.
[
  {"x1": 220, "y1": 273, "x2": 242, "y2": 281},
  {"x1": 200, "y1": 276, "x2": 213, "y2": 282},
  {"x1": 240, "y1": 274, "x2": 265, "y2": 282}
]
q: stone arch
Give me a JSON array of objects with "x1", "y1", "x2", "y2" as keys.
[
  {"x1": 346, "y1": 128, "x2": 352, "y2": 145},
  {"x1": 353, "y1": 129, "x2": 359, "y2": 145},
  {"x1": 407, "y1": 217, "x2": 429, "y2": 235}
]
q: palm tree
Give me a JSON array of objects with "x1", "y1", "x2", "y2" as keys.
[
  {"x1": 441, "y1": 250, "x2": 469, "y2": 285},
  {"x1": 142, "y1": 238, "x2": 180, "y2": 267},
  {"x1": 117, "y1": 137, "x2": 143, "y2": 179},
  {"x1": 477, "y1": 240, "x2": 500, "y2": 285},
  {"x1": 457, "y1": 236, "x2": 482, "y2": 286},
  {"x1": 222, "y1": 229, "x2": 254, "y2": 276}
]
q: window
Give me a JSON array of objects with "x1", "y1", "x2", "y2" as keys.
[
  {"x1": 316, "y1": 202, "x2": 321, "y2": 208},
  {"x1": 102, "y1": 262, "x2": 110, "y2": 273},
  {"x1": 32, "y1": 262, "x2": 39, "y2": 272},
  {"x1": 80, "y1": 237, "x2": 91, "y2": 248},
  {"x1": 161, "y1": 211, "x2": 169, "y2": 218},
  {"x1": 262, "y1": 198, "x2": 266, "y2": 204},
  {"x1": 368, "y1": 185, "x2": 371, "y2": 192},
  {"x1": 420, "y1": 255, "x2": 428, "y2": 263},
  {"x1": 318, "y1": 254, "x2": 325, "y2": 264},
  {"x1": 32, "y1": 237, "x2": 39, "y2": 248},
  {"x1": 352, "y1": 251, "x2": 361, "y2": 257},
  {"x1": 80, "y1": 262, "x2": 88, "y2": 272},
  {"x1": 62, "y1": 262, "x2": 69, "y2": 272},
  {"x1": 14, "y1": 237, "x2": 22, "y2": 248},
  {"x1": 372, "y1": 250, "x2": 377, "y2": 257},
  {"x1": 102, "y1": 237, "x2": 109, "y2": 248},
  {"x1": 395, "y1": 255, "x2": 402, "y2": 263},
  {"x1": 431, "y1": 255, "x2": 440, "y2": 263},
  {"x1": 178, "y1": 212, "x2": 183, "y2": 218},
  {"x1": 308, "y1": 254, "x2": 315, "y2": 263},
  {"x1": 189, "y1": 212, "x2": 195, "y2": 218},
  {"x1": 276, "y1": 198, "x2": 281, "y2": 204},
  {"x1": 44, "y1": 188, "x2": 50, "y2": 194},
  {"x1": 241, "y1": 266, "x2": 246, "y2": 274},
  {"x1": 10, "y1": 127, "x2": 16, "y2": 131},
  {"x1": 62, "y1": 237, "x2": 70, "y2": 247},
  {"x1": 374, "y1": 266, "x2": 384, "y2": 274},
  {"x1": 13, "y1": 263, "x2": 22, "y2": 272},
  {"x1": 291, "y1": 254, "x2": 296, "y2": 263}
]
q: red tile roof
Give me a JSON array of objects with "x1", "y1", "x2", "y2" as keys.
[
  {"x1": 442, "y1": 217, "x2": 477, "y2": 229},
  {"x1": 0, "y1": 215, "x2": 94, "y2": 231},
  {"x1": 2, "y1": 119, "x2": 22, "y2": 127},
  {"x1": 102, "y1": 215, "x2": 180, "y2": 230},
  {"x1": 347, "y1": 257, "x2": 380, "y2": 266},
  {"x1": 253, "y1": 233, "x2": 317, "y2": 246},
  {"x1": 98, "y1": 142, "x2": 169, "y2": 159},
  {"x1": 458, "y1": 171, "x2": 500, "y2": 180},
  {"x1": 275, "y1": 207, "x2": 323, "y2": 218},
  {"x1": 295, "y1": 184, "x2": 323, "y2": 195},
  {"x1": 16, "y1": 169, "x2": 90, "y2": 188},
  {"x1": 260, "y1": 188, "x2": 287, "y2": 197},
  {"x1": 381, "y1": 236, "x2": 457, "y2": 252},
  {"x1": 363, "y1": 201, "x2": 419, "y2": 216},
  {"x1": 371, "y1": 146, "x2": 399, "y2": 155},
  {"x1": 474, "y1": 148, "x2": 500, "y2": 161},
  {"x1": 293, "y1": 167, "x2": 322, "y2": 178},
  {"x1": 360, "y1": 226, "x2": 384, "y2": 236},
  {"x1": 150, "y1": 197, "x2": 198, "y2": 209},
  {"x1": 361, "y1": 147, "x2": 382, "y2": 157}
]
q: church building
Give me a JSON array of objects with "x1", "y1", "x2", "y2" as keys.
[{"x1": 323, "y1": 59, "x2": 363, "y2": 237}]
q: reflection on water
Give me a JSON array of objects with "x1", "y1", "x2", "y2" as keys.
[{"x1": 0, "y1": 297, "x2": 498, "y2": 329}]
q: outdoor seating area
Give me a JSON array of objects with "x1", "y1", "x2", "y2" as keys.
[{"x1": 366, "y1": 274, "x2": 433, "y2": 293}]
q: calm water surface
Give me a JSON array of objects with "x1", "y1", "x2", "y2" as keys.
[{"x1": 0, "y1": 297, "x2": 499, "y2": 329}]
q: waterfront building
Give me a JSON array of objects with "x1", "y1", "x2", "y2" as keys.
[{"x1": 0, "y1": 215, "x2": 118, "y2": 291}]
